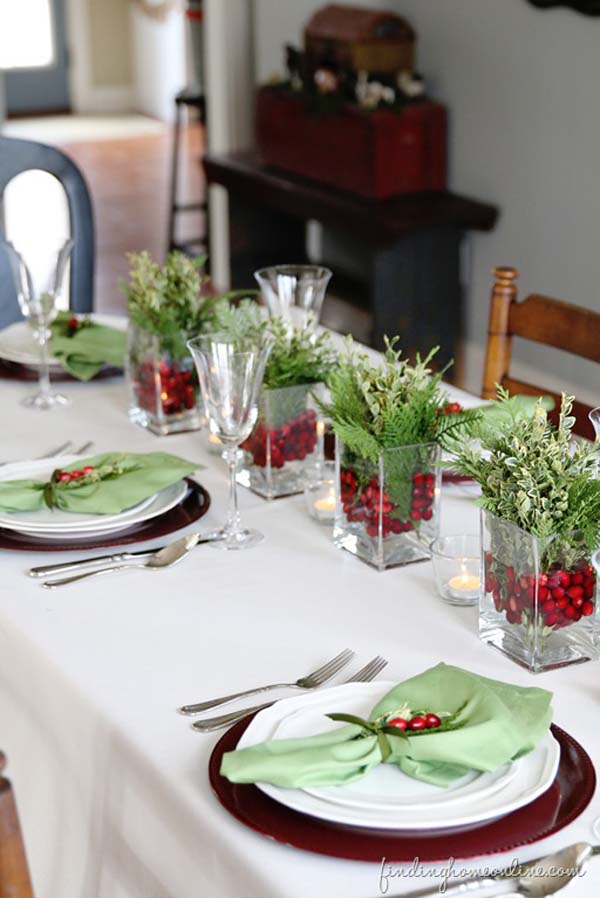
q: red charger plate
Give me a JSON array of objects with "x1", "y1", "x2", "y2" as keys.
[
  {"x1": 209, "y1": 719, "x2": 595, "y2": 863},
  {"x1": 0, "y1": 479, "x2": 210, "y2": 552},
  {"x1": 0, "y1": 359, "x2": 122, "y2": 382}
]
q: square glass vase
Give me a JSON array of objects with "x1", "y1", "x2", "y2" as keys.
[
  {"x1": 237, "y1": 383, "x2": 324, "y2": 499},
  {"x1": 334, "y1": 438, "x2": 441, "y2": 571},
  {"x1": 126, "y1": 323, "x2": 202, "y2": 436},
  {"x1": 480, "y1": 509, "x2": 599, "y2": 672}
]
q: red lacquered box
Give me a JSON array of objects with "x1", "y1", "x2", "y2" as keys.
[{"x1": 256, "y1": 88, "x2": 447, "y2": 199}]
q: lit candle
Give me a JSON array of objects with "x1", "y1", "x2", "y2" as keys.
[
  {"x1": 314, "y1": 492, "x2": 335, "y2": 513},
  {"x1": 448, "y1": 564, "x2": 480, "y2": 600}
]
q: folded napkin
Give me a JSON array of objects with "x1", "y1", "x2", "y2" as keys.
[
  {"x1": 0, "y1": 452, "x2": 200, "y2": 515},
  {"x1": 220, "y1": 664, "x2": 553, "y2": 788},
  {"x1": 50, "y1": 313, "x2": 127, "y2": 380}
]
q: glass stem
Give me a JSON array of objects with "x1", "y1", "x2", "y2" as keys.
[
  {"x1": 38, "y1": 328, "x2": 51, "y2": 398},
  {"x1": 224, "y1": 447, "x2": 242, "y2": 538}
]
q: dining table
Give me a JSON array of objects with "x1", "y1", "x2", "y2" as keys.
[{"x1": 0, "y1": 331, "x2": 598, "y2": 898}]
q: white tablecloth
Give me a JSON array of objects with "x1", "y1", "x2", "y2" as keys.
[{"x1": 0, "y1": 370, "x2": 598, "y2": 898}]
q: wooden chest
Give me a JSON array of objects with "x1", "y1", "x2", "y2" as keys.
[{"x1": 256, "y1": 88, "x2": 447, "y2": 199}]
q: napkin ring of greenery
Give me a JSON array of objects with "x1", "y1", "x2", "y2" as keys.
[
  {"x1": 327, "y1": 703, "x2": 462, "y2": 763},
  {"x1": 43, "y1": 458, "x2": 140, "y2": 510}
]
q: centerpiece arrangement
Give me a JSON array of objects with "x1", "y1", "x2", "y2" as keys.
[
  {"x1": 320, "y1": 338, "x2": 478, "y2": 570},
  {"x1": 451, "y1": 391, "x2": 600, "y2": 672},
  {"x1": 214, "y1": 308, "x2": 337, "y2": 498},
  {"x1": 122, "y1": 251, "x2": 250, "y2": 436}
]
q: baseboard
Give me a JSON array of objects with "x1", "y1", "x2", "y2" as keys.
[{"x1": 71, "y1": 86, "x2": 135, "y2": 115}]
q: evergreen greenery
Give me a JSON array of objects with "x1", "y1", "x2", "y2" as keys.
[
  {"x1": 210, "y1": 304, "x2": 337, "y2": 390},
  {"x1": 121, "y1": 251, "x2": 253, "y2": 357},
  {"x1": 451, "y1": 389, "x2": 600, "y2": 553},
  {"x1": 319, "y1": 337, "x2": 480, "y2": 462}
]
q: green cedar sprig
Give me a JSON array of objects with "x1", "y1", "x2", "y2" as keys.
[{"x1": 319, "y1": 336, "x2": 481, "y2": 462}]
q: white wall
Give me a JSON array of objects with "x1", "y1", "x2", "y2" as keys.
[
  {"x1": 253, "y1": 0, "x2": 600, "y2": 402},
  {"x1": 130, "y1": 6, "x2": 187, "y2": 122}
]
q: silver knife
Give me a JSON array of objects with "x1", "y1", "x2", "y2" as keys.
[{"x1": 28, "y1": 532, "x2": 222, "y2": 579}]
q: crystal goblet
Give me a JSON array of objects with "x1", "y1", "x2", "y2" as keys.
[
  {"x1": 254, "y1": 264, "x2": 332, "y2": 330},
  {"x1": 4, "y1": 238, "x2": 74, "y2": 410},
  {"x1": 188, "y1": 333, "x2": 273, "y2": 549}
]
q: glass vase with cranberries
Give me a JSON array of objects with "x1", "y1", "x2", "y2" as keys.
[
  {"x1": 481, "y1": 511, "x2": 598, "y2": 672},
  {"x1": 335, "y1": 439, "x2": 441, "y2": 570},
  {"x1": 450, "y1": 391, "x2": 600, "y2": 672},
  {"x1": 122, "y1": 250, "x2": 253, "y2": 436},
  {"x1": 321, "y1": 338, "x2": 476, "y2": 571},
  {"x1": 237, "y1": 383, "x2": 325, "y2": 498},
  {"x1": 126, "y1": 323, "x2": 201, "y2": 436}
]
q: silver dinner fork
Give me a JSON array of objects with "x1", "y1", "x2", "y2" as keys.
[
  {"x1": 179, "y1": 648, "x2": 355, "y2": 717},
  {"x1": 190, "y1": 655, "x2": 388, "y2": 732},
  {"x1": 0, "y1": 440, "x2": 73, "y2": 467}
]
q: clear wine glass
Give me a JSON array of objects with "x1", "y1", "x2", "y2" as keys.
[
  {"x1": 254, "y1": 264, "x2": 332, "y2": 330},
  {"x1": 188, "y1": 332, "x2": 273, "y2": 549},
  {"x1": 4, "y1": 238, "x2": 74, "y2": 410}
]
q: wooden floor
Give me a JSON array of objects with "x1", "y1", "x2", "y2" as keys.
[
  {"x1": 54, "y1": 120, "x2": 369, "y2": 339},
  {"x1": 58, "y1": 122, "x2": 206, "y2": 315}
]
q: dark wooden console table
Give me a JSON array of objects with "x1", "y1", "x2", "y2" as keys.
[{"x1": 203, "y1": 151, "x2": 499, "y2": 367}]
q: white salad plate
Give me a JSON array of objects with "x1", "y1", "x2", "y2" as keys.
[
  {"x1": 237, "y1": 682, "x2": 560, "y2": 831},
  {"x1": 0, "y1": 315, "x2": 125, "y2": 370},
  {"x1": 0, "y1": 456, "x2": 188, "y2": 538}
]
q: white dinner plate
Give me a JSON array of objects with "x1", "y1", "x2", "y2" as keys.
[
  {"x1": 0, "y1": 456, "x2": 188, "y2": 538},
  {"x1": 0, "y1": 315, "x2": 125, "y2": 370},
  {"x1": 237, "y1": 682, "x2": 560, "y2": 831}
]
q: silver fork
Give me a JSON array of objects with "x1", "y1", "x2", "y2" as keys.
[
  {"x1": 191, "y1": 655, "x2": 388, "y2": 732},
  {"x1": 179, "y1": 648, "x2": 355, "y2": 716},
  {"x1": 0, "y1": 441, "x2": 73, "y2": 467}
]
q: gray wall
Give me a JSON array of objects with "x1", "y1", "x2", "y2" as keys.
[{"x1": 254, "y1": 0, "x2": 600, "y2": 402}]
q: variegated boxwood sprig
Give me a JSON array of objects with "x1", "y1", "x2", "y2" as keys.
[
  {"x1": 42, "y1": 456, "x2": 141, "y2": 510},
  {"x1": 326, "y1": 701, "x2": 467, "y2": 762},
  {"x1": 452, "y1": 390, "x2": 600, "y2": 564}
]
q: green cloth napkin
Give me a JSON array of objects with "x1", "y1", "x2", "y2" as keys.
[
  {"x1": 50, "y1": 313, "x2": 127, "y2": 380},
  {"x1": 220, "y1": 664, "x2": 553, "y2": 788},
  {"x1": 0, "y1": 452, "x2": 200, "y2": 515}
]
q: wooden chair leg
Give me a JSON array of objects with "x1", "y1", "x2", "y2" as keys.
[
  {"x1": 481, "y1": 266, "x2": 519, "y2": 399},
  {"x1": 0, "y1": 755, "x2": 34, "y2": 898}
]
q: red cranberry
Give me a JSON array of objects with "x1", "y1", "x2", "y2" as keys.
[
  {"x1": 408, "y1": 716, "x2": 426, "y2": 731},
  {"x1": 387, "y1": 717, "x2": 408, "y2": 730},
  {"x1": 57, "y1": 471, "x2": 71, "y2": 483},
  {"x1": 424, "y1": 713, "x2": 441, "y2": 729},
  {"x1": 82, "y1": 466, "x2": 94, "y2": 474},
  {"x1": 582, "y1": 602, "x2": 595, "y2": 616},
  {"x1": 567, "y1": 586, "x2": 584, "y2": 600}
]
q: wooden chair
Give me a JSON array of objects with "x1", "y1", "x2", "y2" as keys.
[
  {"x1": 482, "y1": 267, "x2": 600, "y2": 440},
  {"x1": 0, "y1": 753, "x2": 34, "y2": 898},
  {"x1": 0, "y1": 135, "x2": 95, "y2": 328}
]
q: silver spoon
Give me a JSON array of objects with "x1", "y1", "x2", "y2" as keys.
[
  {"x1": 393, "y1": 842, "x2": 599, "y2": 898},
  {"x1": 41, "y1": 532, "x2": 200, "y2": 589}
]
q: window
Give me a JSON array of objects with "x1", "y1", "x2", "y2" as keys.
[{"x1": 0, "y1": 0, "x2": 55, "y2": 70}]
